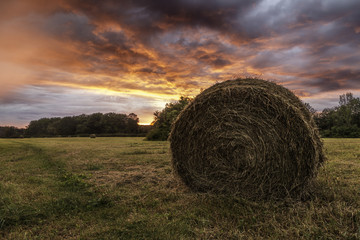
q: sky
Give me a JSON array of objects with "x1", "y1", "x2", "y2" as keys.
[{"x1": 0, "y1": 0, "x2": 359, "y2": 127}]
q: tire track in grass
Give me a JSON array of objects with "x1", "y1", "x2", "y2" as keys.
[{"x1": 0, "y1": 140, "x2": 112, "y2": 233}]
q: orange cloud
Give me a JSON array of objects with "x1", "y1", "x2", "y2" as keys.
[{"x1": 1, "y1": 0, "x2": 360, "y2": 127}]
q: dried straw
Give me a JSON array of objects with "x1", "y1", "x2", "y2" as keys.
[{"x1": 169, "y1": 78, "x2": 325, "y2": 199}]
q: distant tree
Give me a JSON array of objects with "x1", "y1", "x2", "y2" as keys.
[
  {"x1": 46, "y1": 118, "x2": 61, "y2": 136},
  {"x1": 315, "y1": 92, "x2": 360, "y2": 137},
  {"x1": 101, "y1": 113, "x2": 127, "y2": 133},
  {"x1": 87, "y1": 113, "x2": 104, "y2": 134},
  {"x1": 57, "y1": 117, "x2": 77, "y2": 136},
  {"x1": 75, "y1": 114, "x2": 89, "y2": 134},
  {"x1": 127, "y1": 113, "x2": 140, "y2": 133},
  {"x1": 26, "y1": 118, "x2": 54, "y2": 137},
  {"x1": 0, "y1": 126, "x2": 25, "y2": 138},
  {"x1": 338, "y1": 93, "x2": 360, "y2": 126},
  {"x1": 146, "y1": 96, "x2": 192, "y2": 141},
  {"x1": 23, "y1": 112, "x2": 142, "y2": 137}
]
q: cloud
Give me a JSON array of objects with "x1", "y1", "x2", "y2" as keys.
[
  {"x1": 300, "y1": 69, "x2": 360, "y2": 92},
  {"x1": 62, "y1": 0, "x2": 261, "y2": 37},
  {"x1": 0, "y1": 85, "x2": 172, "y2": 127},
  {"x1": 1, "y1": 0, "x2": 360, "y2": 126},
  {"x1": 3, "y1": 0, "x2": 358, "y2": 91},
  {"x1": 42, "y1": 12, "x2": 97, "y2": 42}
]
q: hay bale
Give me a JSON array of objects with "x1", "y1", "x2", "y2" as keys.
[{"x1": 169, "y1": 78, "x2": 325, "y2": 199}]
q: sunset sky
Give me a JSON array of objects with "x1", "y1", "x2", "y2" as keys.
[{"x1": 0, "y1": 0, "x2": 359, "y2": 127}]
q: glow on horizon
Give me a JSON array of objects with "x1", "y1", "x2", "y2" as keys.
[
  {"x1": 41, "y1": 80, "x2": 182, "y2": 101},
  {"x1": 0, "y1": 0, "x2": 359, "y2": 127}
]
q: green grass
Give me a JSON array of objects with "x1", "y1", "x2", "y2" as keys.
[{"x1": 0, "y1": 137, "x2": 359, "y2": 239}]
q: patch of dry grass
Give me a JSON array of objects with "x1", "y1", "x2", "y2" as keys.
[{"x1": 0, "y1": 137, "x2": 359, "y2": 239}]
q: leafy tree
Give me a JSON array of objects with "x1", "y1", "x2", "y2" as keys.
[
  {"x1": 126, "y1": 113, "x2": 140, "y2": 133},
  {"x1": 146, "y1": 96, "x2": 192, "y2": 141},
  {"x1": 86, "y1": 113, "x2": 104, "y2": 134},
  {"x1": 57, "y1": 117, "x2": 77, "y2": 136},
  {"x1": 46, "y1": 118, "x2": 61, "y2": 136},
  {"x1": 101, "y1": 113, "x2": 127, "y2": 133},
  {"x1": 75, "y1": 114, "x2": 89, "y2": 134},
  {"x1": 315, "y1": 92, "x2": 360, "y2": 137},
  {"x1": 23, "y1": 112, "x2": 142, "y2": 137},
  {"x1": 0, "y1": 126, "x2": 24, "y2": 138},
  {"x1": 26, "y1": 118, "x2": 54, "y2": 137}
]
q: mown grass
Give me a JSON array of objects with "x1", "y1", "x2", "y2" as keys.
[{"x1": 0, "y1": 137, "x2": 359, "y2": 239}]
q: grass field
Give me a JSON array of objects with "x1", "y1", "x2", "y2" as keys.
[{"x1": 0, "y1": 137, "x2": 359, "y2": 239}]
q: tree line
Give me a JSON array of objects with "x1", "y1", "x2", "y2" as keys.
[
  {"x1": 314, "y1": 93, "x2": 360, "y2": 138},
  {"x1": 1, "y1": 93, "x2": 359, "y2": 139},
  {"x1": 146, "y1": 93, "x2": 360, "y2": 140},
  {"x1": 0, "y1": 112, "x2": 147, "y2": 138},
  {"x1": 0, "y1": 126, "x2": 25, "y2": 138}
]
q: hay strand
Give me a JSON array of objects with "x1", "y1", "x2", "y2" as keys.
[{"x1": 169, "y1": 78, "x2": 325, "y2": 199}]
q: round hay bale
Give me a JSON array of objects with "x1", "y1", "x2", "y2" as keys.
[{"x1": 169, "y1": 78, "x2": 325, "y2": 199}]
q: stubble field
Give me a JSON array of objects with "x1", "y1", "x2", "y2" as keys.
[{"x1": 0, "y1": 137, "x2": 359, "y2": 239}]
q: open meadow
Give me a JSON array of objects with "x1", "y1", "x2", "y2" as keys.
[{"x1": 0, "y1": 137, "x2": 359, "y2": 239}]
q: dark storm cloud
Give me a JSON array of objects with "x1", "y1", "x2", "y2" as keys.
[
  {"x1": 302, "y1": 69, "x2": 360, "y2": 92},
  {"x1": 2, "y1": 0, "x2": 360, "y2": 127},
  {"x1": 43, "y1": 12, "x2": 97, "y2": 42},
  {"x1": 293, "y1": 0, "x2": 360, "y2": 25},
  {"x1": 199, "y1": 55, "x2": 232, "y2": 68},
  {"x1": 238, "y1": 0, "x2": 360, "y2": 39},
  {"x1": 62, "y1": 0, "x2": 360, "y2": 47},
  {"x1": 30, "y1": 0, "x2": 359, "y2": 93},
  {"x1": 136, "y1": 67, "x2": 166, "y2": 75},
  {"x1": 62, "y1": 0, "x2": 260, "y2": 36},
  {"x1": 26, "y1": 9, "x2": 158, "y2": 78}
]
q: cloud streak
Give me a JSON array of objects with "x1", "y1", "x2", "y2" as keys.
[{"x1": 0, "y1": 0, "x2": 359, "y2": 126}]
